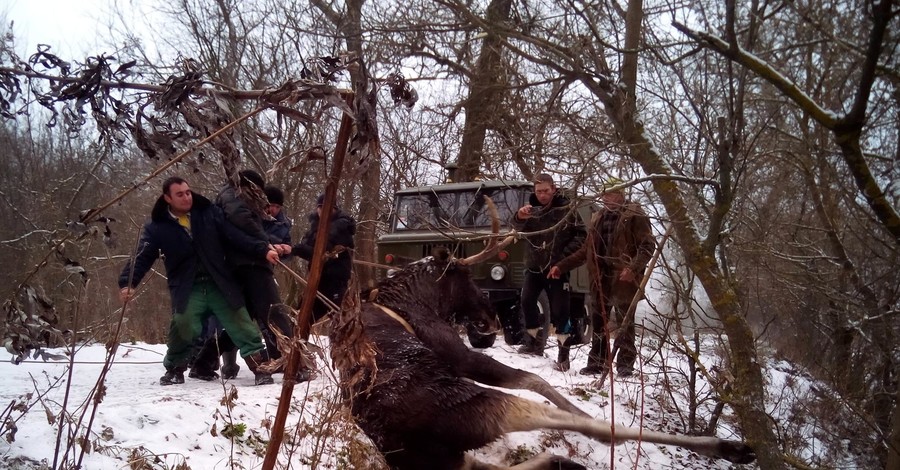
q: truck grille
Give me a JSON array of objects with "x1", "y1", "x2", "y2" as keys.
[
  {"x1": 420, "y1": 243, "x2": 467, "y2": 259},
  {"x1": 510, "y1": 262, "x2": 525, "y2": 284}
]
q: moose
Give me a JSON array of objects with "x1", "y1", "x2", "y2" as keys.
[{"x1": 327, "y1": 198, "x2": 755, "y2": 470}]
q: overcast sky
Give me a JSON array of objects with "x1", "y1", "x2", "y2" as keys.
[
  {"x1": 4, "y1": 0, "x2": 163, "y2": 63},
  {"x1": 4, "y1": 0, "x2": 107, "y2": 57}
]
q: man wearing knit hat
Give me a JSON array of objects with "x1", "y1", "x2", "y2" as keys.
[{"x1": 549, "y1": 177, "x2": 656, "y2": 378}]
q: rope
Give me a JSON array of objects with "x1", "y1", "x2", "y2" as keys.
[
  {"x1": 6, "y1": 360, "x2": 163, "y2": 365},
  {"x1": 352, "y1": 258, "x2": 394, "y2": 270},
  {"x1": 276, "y1": 260, "x2": 342, "y2": 313}
]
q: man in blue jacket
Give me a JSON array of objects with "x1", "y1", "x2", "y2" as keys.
[
  {"x1": 118, "y1": 176, "x2": 280, "y2": 385},
  {"x1": 263, "y1": 185, "x2": 292, "y2": 248}
]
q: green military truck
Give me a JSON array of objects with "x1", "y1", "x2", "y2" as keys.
[{"x1": 376, "y1": 180, "x2": 593, "y2": 348}]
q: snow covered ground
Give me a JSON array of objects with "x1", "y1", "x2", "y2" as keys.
[{"x1": 0, "y1": 332, "x2": 765, "y2": 469}]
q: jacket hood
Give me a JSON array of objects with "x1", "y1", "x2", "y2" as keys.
[
  {"x1": 151, "y1": 193, "x2": 212, "y2": 222},
  {"x1": 333, "y1": 211, "x2": 355, "y2": 234},
  {"x1": 274, "y1": 210, "x2": 292, "y2": 226},
  {"x1": 529, "y1": 191, "x2": 571, "y2": 208}
]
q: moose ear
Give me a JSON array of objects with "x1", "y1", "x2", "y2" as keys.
[{"x1": 431, "y1": 246, "x2": 452, "y2": 261}]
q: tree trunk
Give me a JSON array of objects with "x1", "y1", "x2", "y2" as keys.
[
  {"x1": 346, "y1": 0, "x2": 380, "y2": 288},
  {"x1": 887, "y1": 396, "x2": 900, "y2": 470},
  {"x1": 616, "y1": 107, "x2": 783, "y2": 469},
  {"x1": 455, "y1": 0, "x2": 513, "y2": 182},
  {"x1": 311, "y1": 0, "x2": 380, "y2": 288},
  {"x1": 605, "y1": 2, "x2": 784, "y2": 465}
]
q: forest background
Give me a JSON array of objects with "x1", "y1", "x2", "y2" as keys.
[{"x1": 0, "y1": 1, "x2": 897, "y2": 469}]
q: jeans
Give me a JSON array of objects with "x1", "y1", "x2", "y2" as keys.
[{"x1": 520, "y1": 269, "x2": 571, "y2": 334}]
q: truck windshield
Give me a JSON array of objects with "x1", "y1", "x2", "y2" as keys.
[{"x1": 394, "y1": 187, "x2": 528, "y2": 231}]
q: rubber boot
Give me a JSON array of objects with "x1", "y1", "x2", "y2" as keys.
[
  {"x1": 533, "y1": 328, "x2": 548, "y2": 355},
  {"x1": 221, "y1": 350, "x2": 240, "y2": 379},
  {"x1": 244, "y1": 351, "x2": 274, "y2": 385},
  {"x1": 554, "y1": 335, "x2": 571, "y2": 372},
  {"x1": 516, "y1": 332, "x2": 536, "y2": 354},
  {"x1": 193, "y1": 334, "x2": 223, "y2": 371},
  {"x1": 516, "y1": 328, "x2": 546, "y2": 356},
  {"x1": 188, "y1": 367, "x2": 219, "y2": 381},
  {"x1": 580, "y1": 359, "x2": 606, "y2": 376}
]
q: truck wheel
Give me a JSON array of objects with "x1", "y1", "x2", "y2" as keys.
[
  {"x1": 536, "y1": 291, "x2": 551, "y2": 332},
  {"x1": 466, "y1": 321, "x2": 496, "y2": 349},
  {"x1": 571, "y1": 302, "x2": 593, "y2": 345}
]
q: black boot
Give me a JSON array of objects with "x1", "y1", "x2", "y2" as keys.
[
  {"x1": 516, "y1": 333, "x2": 536, "y2": 354},
  {"x1": 188, "y1": 367, "x2": 219, "y2": 381},
  {"x1": 221, "y1": 350, "x2": 240, "y2": 379},
  {"x1": 580, "y1": 351, "x2": 607, "y2": 375},
  {"x1": 517, "y1": 329, "x2": 546, "y2": 356},
  {"x1": 193, "y1": 334, "x2": 224, "y2": 375},
  {"x1": 580, "y1": 363, "x2": 606, "y2": 375},
  {"x1": 244, "y1": 351, "x2": 274, "y2": 385},
  {"x1": 160, "y1": 367, "x2": 186, "y2": 386},
  {"x1": 189, "y1": 351, "x2": 220, "y2": 381}
]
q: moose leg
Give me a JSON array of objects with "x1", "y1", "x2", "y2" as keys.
[
  {"x1": 453, "y1": 351, "x2": 590, "y2": 417},
  {"x1": 495, "y1": 395, "x2": 756, "y2": 464},
  {"x1": 462, "y1": 453, "x2": 586, "y2": 470}
]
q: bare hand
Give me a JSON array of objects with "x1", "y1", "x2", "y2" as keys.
[
  {"x1": 119, "y1": 287, "x2": 135, "y2": 303},
  {"x1": 517, "y1": 205, "x2": 533, "y2": 220},
  {"x1": 618, "y1": 268, "x2": 635, "y2": 283},
  {"x1": 275, "y1": 244, "x2": 292, "y2": 256},
  {"x1": 266, "y1": 249, "x2": 280, "y2": 264},
  {"x1": 547, "y1": 266, "x2": 562, "y2": 279}
]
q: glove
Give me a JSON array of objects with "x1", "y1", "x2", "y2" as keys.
[{"x1": 326, "y1": 245, "x2": 347, "y2": 259}]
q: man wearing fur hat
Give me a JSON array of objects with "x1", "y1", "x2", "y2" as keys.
[
  {"x1": 291, "y1": 194, "x2": 356, "y2": 324},
  {"x1": 549, "y1": 178, "x2": 656, "y2": 377},
  {"x1": 192, "y1": 170, "x2": 292, "y2": 384}
]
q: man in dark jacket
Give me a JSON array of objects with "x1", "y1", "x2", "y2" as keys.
[
  {"x1": 118, "y1": 176, "x2": 278, "y2": 386},
  {"x1": 292, "y1": 194, "x2": 356, "y2": 325},
  {"x1": 512, "y1": 173, "x2": 586, "y2": 371},
  {"x1": 193, "y1": 170, "x2": 292, "y2": 383},
  {"x1": 550, "y1": 180, "x2": 656, "y2": 377}
]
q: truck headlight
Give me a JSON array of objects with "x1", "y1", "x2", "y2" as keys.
[{"x1": 489, "y1": 264, "x2": 506, "y2": 281}]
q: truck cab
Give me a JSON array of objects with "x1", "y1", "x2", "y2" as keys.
[{"x1": 377, "y1": 180, "x2": 593, "y2": 348}]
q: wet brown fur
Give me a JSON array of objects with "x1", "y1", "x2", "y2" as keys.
[{"x1": 329, "y1": 250, "x2": 755, "y2": 469}]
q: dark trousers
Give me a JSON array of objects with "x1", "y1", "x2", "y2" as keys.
[
  {"x1": 310, "y1": 275, "x2": 350, "y2": 323},
  {"x1": 234, "y1": 265, "x2": 291, "y2": 360},
  {"x1": 520, "y1": 270, "x2": 571, "y2": 334},
  {"x1": 586, "y1": 294, "x2": 637, "y2": 372}
]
